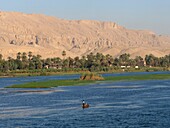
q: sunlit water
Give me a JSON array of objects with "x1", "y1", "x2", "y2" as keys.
[{"x1": 0, "y1": 72, "x2": 170, "y2": 128}]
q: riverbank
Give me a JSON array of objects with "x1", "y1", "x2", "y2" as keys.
[
  {"x1": 6, "y1": 73, "x2": 170, "y2": 88},
  {"x1": 0, "y1": 70, "x2": 86, "y2": 78},
  {"x1": 0, "y1": 67, "x2": 169, "y2": 78}
]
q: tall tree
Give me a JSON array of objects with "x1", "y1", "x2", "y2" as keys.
[
  {"x1": 119, "y1": 53, "x2": 130, "y2": 65},
  {"x1": 86, "y1": 52, "x2": 95, "y2": 68},
  {"x1": 74, "y1": 57, "x2": 81, "y2": 68},
  {"x1": 21, "y1": 52, "x2": 28, "y2": 69},
  {"x1": 79, "y1": 56, "x2": 86, "y2": 68},
  {"x1": 62, "y1": 59, "x2": 69, "y2": 68},
  {"x1": 62, "y1": 50, "x2": 66, "y2": 60},
  {"x1": 145, "y1": 54, "x2": 155, "y2": 66},
  {"x1": 22, "y1": 52, "x2": 27, "y2": 62},
  {"x1": 67, "y1": 57, "x2": 74, "y2": 68},
  {"x1": 17, "y1": 52, "x2": 21, "y2": 60},
  {"x1": 0, "y1": 54, "x2": 3, "y2": 60},
  {"x1": 28, "y1": 51, "x2": 33, "y2": 61},
  {"x1": 135, "y1": 56, "x2": 144, "y2": 66}
]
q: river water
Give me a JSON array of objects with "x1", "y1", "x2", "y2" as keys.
[{"x1": 0, "y1": 72, "x2": 170, "y2": 128}]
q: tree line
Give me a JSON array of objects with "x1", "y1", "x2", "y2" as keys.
[{"x1": 0, "y1": 51, "x2": 169, "y2": 72}]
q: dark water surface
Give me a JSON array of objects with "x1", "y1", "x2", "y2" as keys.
[{"x1": 0, "y1": 72, "x2": 170, "y2": 128}]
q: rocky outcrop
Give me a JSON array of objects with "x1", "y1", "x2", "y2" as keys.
[{"x1": 0, "y1": 11, "x2": 170, "y2": 59}]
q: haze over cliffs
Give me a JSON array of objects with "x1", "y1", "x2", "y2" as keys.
[{"x1": 0, "y1": 11, "x2": 170, "y2": 59}]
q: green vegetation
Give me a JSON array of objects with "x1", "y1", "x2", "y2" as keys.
[
  {"x1": 0, "y1": 52, "x2": 170, "y2": 77},
  {"x1": 105, "y1": 74, "x2": 170, "y2": 81},
  {"x1": 6, "y1": 79, "x2": 96, "y2": 88},
  {"x1": 80, "y1": 73, "x2": 104, "y2": 80},
  {"x1": 6, "y1": 73, "x2": 170, "y2": 88}
]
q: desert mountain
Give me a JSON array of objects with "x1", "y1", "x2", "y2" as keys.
[{"x1": 0, "y1": 11, "x2": 170, "y2": 59}]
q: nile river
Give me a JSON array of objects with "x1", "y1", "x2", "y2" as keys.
[{"x1": 0, "y1": 72, "x2": 170, "y2": 128}]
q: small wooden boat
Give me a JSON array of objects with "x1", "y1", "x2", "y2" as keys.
[{"x1": 82, "y1": 103, "x2": 89, "y2": 109}]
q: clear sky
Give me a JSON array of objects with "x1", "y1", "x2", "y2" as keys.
[{"x1": 0, "y1": 0, "x2": 170, "y2": 35}]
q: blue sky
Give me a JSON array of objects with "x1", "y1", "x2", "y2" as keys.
[{"x1": 0, "y1": 0, "x2": 170, "y2": 35}]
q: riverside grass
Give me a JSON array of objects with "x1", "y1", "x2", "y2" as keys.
[
  {"x1": 6, "y1": 73, "x2": 170, "y2": 88},
  {"x1": 105, "y1": 74, "x2": 170, "y2": 81},
  {"x1": 6, "y1": 79, "x2": 97, "y2": 88}
]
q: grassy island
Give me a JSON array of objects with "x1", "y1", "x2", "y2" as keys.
[
  {"x1": 6, "y1": 79, "x2": 97, "y2": 88},
  {"x1": 6, "y1": 73, "x2": 170, "y2": 88}
]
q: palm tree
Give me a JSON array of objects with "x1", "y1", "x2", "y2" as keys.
[
  {"x1": 0, "y1": 54, "x2": 3, "y2": 61},
  {"x1": 101, "y1": 56, "x2": 108, "y2": 67},
  {"x1": 106, "y1": 54, "x2": 114, "y2": 66},
  {"x1": 28, "y1": 51, "x2": 32, "y2": 61},
  {"x1": 119, "y1": 53, "x2": 130, "y2": 65},
  {"x1": 36, "y1": 54, "x2": 42, "y2": 60},
  {"x1": 22, "y1": 52, "x2": 27, "y2": 62},
  {"x1": 68, "y1": 57, "x2": 74, "y2": 68},
  {"x1": 31, "y1": 55, "x2": 42, "y2": 69},
  {"x1": 74, "y1": 56, "x2": 81, "y2": 68},
  {"x1": 62, "y1": 59, "x2": 69, "y2": 68},
  {"x1": 17, "y1": 52, "x2": 21, "y2": 60},
  {"x1": 96, "y1": 53, "x2": 103, "y2": 60},
  {"x1": 79, "y1": 56, "x2": 86, "y2": 68},
  {"x1": 113, "y1": 58, "x2": 120, "y2": 66},
  {"x1": 145, "y1": 54, "x2": 155, "y2": 67},
  {"x1": 135, "y1": 56, "x2": 144, "y2": 66},
  {"x1": 62, "y1": 50, "x2": 66, "y2": 60},
  {"x1": 86, "y1": 52, "x2": 95, "y2": 68}
]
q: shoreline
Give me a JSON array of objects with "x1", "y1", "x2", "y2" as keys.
[
  {"x1": 5, "y1": 73, "x2": 170, "y2": 88},
  {"x1": 0, "y1": 67, "x2": 169, "y2": 78}
]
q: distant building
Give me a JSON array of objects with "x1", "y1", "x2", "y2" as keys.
[
  {"x1": 121, "y1": 66, "x2": 126, "y2": 68},
  {"x1": 127, "y1": 66, "x2": 131, "y2": 68},
  {"x1": 44, "y1": 63, "x2": 62, "y2": 69},
  {"x1": 135, "y1": 66, "x2": 139, "y2": 69}
]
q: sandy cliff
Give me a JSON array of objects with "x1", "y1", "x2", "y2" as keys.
[{"x1": 0, "y1": 11, "x2": 170, "y2": 59}]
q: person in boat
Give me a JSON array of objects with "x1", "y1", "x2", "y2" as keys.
[
  {"x1": 82, "y1": 100, "x2": 85, "y2": 106},
  {"x1": 82, "y1": 100, "x2": 89, "y2": 108}
]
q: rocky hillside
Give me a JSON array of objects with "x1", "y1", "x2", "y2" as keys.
[{"x1": 0, "y1": 11, "x2": 170, "y2": 59}]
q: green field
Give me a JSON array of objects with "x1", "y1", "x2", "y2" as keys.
[{"x1": 6, "y1": 73, "x2": 170, "y2": 88}]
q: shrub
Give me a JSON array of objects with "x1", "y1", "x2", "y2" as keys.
[{"x1": 80, "y1": 73, "x2": 104, "y2": 81}]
